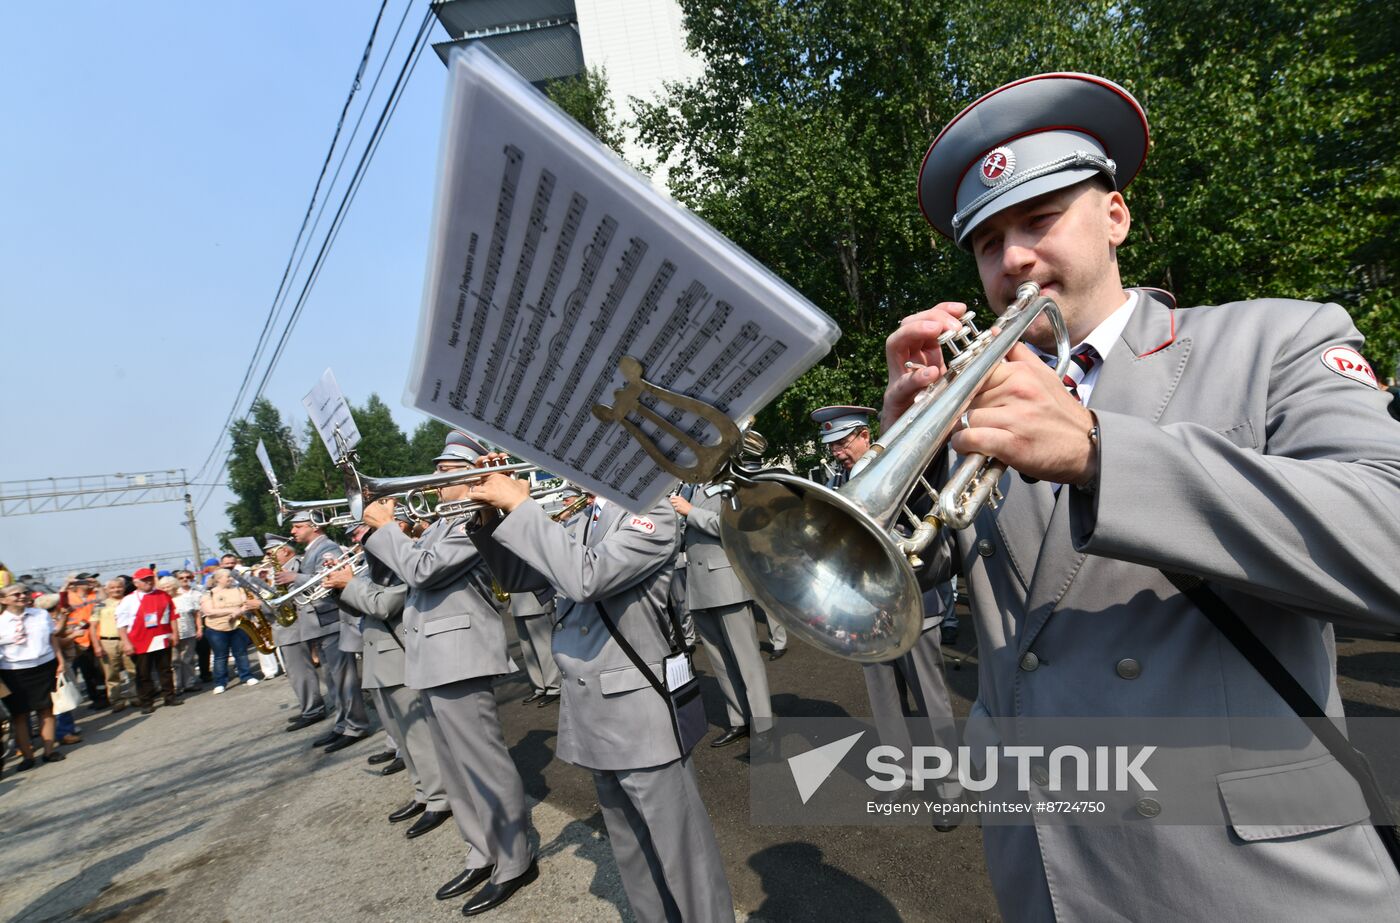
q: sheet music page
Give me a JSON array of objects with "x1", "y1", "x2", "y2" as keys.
[
  {"x1": 228, "y1": 537, "x2": 263, "y2": 559},
  {"x1": 302, "y1": 368, "x2": 361, "y2": 458},
  {"x1": 405, "y1": 45, "x2": 840, "y2": 512}
]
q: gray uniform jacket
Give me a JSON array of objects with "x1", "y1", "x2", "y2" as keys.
[
  {"x1": 472, "y1": 497, "x2": 683, "y2": 771},
  {"x1": 925, "y1": 291, "x2": 1400, "y2": 919},
  {"x1": 682, "y1": 486, "x2": 753, "y2": 611},
  {"x1": 365, "y1": 516, "x2": 516, "y2": 691},
  {"x1": 287, "y1": 535, "x2": 344, "y2": 636},
  {"x1": 339, "y1": 574, "x2": 408, "y2": 690}
]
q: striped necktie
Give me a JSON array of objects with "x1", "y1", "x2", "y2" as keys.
[{"x1": 1057, "y1": 345, "x2": 1100, "y2": 404}]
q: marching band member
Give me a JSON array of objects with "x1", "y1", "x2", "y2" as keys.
[
  {"x1": 467, "y1": 458, "x2": 736, "y2": 922},
  {"x1": 276, "y1": 512, "x2": 369, "y2": 751},
  {"x1": 884, "y1": 72, "x2": 1400, "y2": 919},
  {"x1": 810, "y1": 406, "x2": 961, "y2": 803},
  {"x1": 670, "y1": 482, "x2": 773, "y2": 748},
  {"x1": 258, "y1": 533, "x2": 331, "y2": 730},
  {"x1": 360, "y1": 432, "x2": 536, "y2": 915},
  {"x1": 328, "y1": 521, "x2": 454, "y2": 840}
]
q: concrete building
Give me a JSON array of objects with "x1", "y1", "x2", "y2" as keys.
[{"x1": 431, "y1": 0, "x2": 703, "y2": 168}]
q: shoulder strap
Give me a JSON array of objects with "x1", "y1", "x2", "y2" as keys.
[
  {"x1": 594, "y1": 597, "x2": 685, "y2": 753},
  {"x1": 1163, "y1": 570, "x2": 1400, "y2": 870}
]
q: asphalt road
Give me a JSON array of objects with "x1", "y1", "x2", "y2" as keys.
[{"x1": 3, "y1": 612, "x2": 1396, "y2": 922}]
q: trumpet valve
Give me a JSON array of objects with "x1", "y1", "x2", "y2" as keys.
[{"x1": 937, "y1": 328, "x2": 962, "y2": 357}]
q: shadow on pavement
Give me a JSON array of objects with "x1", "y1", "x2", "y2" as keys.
[{"x1": 747, "y1": 842, "x2": 901, "y2": 922}]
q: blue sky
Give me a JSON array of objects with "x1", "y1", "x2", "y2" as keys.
[{"x1": 0, "y1": 2, "x2": 457, "y2": 577}]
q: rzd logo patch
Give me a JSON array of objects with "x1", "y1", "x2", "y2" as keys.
[
  {"x1": 628, "y1": 516, "x2": 656, "y2": 534},
  {"x1": 1320, "y1": 346, "x2": 1376, "y2": 387}
]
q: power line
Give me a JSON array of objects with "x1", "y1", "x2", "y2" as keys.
[
  {"x1": 189, "y1": 0, "x2": 396, "y2": 488},
  {"x1": 192, "y1": 2, "x2": 436, "y2": 519},
  {"x1": 197, "y1": 5, "x2": 436, "y2": 519}
]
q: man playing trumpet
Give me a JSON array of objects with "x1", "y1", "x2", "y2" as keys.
[{"x1": 883, "y1": 72, "x2": 1400, "y2": 919}]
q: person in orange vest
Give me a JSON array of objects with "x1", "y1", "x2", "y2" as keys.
[
  {"x1": 61, "y1": 575, "x2": 108, "y2": 708},
  {"x1": 115, "y1": 568, "x2": 184, "y2": 714}
]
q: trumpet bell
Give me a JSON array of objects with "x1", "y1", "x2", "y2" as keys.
[{"x1": 719, "y1": 473, "x2": 923, "y2": 662}]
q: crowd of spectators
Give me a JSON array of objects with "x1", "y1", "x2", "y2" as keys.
[{"x1": 0, "y1": 561, "x2": 275, "y2": 780}]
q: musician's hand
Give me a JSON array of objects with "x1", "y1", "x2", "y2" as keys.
[
  {"x1": 362, "y1": 497, "x2": 396, "y2": 529},
  {"x1": 477, "y1": 451, "x2": 512, "y2": 468},
  {"x1": 952, "y1": 342, "x2": 1098, "y2": 486},
  {"x1": 273, "y1": 571, "x2": 297, "y2": 587},
  {"x1": 324, "y1": 568, "x2": 353, "y2": 590},
  {"x1": 242, "y1": 598, "x2": 262, "y2": 612},
  {"x1": 466, "y1": 472, "x2": 531, "y2": 513},
  {"x1": 669, "y1": 495, "x2": 693, "y2": 516},
  {"x1": 883, "y1": 302, "x2": 969, "y2": 428}
]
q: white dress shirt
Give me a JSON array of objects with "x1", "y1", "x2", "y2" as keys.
[{"x1": 0, "y1": 608, "x2": 57, "y2": 668}]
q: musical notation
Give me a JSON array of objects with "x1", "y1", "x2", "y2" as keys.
[{"x1": 406, "y1": 45, "x2": 838, "y2": 511}]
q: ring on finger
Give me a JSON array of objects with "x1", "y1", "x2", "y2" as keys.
[{"x1": 960, "y1": 411, "x2": 972, "y2": 431}]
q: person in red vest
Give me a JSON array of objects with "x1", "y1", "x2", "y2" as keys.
[{"x1": 115, "y1": 568, "x2": 184, "y2": 714}]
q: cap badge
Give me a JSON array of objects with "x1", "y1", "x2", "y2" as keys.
[{"x1": 979, "y1": 146, "x2": 1016, "y2": 186}]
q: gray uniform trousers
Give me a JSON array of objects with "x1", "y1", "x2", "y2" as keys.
[
  {"x1": 374, "y1": 684, "x2": 448, "y2": 811},
  {"x1": 340, "y1": 572, "x2": 448, "y2": 813},
  {"x1": 756, "y1": 607, "x2": 786, "y2": 651},
  {"x1": 279, "y1": 640, "x2": 327, "y2": 719},
  {"x1": 594, "y1": 757, "x2": 734, "y2": 923},
  {"x1": 694, "y1": 602, "x2": 772, "y2": 732},
  {"x1": 421, "y1": 677, "x2": 532, "y2": 880},
  {"x1": 365, "y1": 518, "x2": 533, "y2": 885},
  {"x1": 325, "y1": 624, "x2": 369, "y2": 738},
  {"x1": 511, "y1": 593, "x2": 560, "y2": 695},
  {"x1": 473, "y1": 497, "x2": 735, "y2": 922},
  {"x1": 862, "y1": 636, "x2": 961, "y2": 799}
]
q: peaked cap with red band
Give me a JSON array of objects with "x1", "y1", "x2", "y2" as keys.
[{"x1": 918, "y1": 73, "x2": 1150, "y2": 248}]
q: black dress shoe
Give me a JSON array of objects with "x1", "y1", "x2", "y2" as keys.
[
  {"x1": 324, "y1": 734, "x2": 367, "y2": 753},
  {"x1": 389, "y1": 801, "x2": 427, "y2": 823},
  {"x1": 535, "y1": 692, "x2": 561, "y2": 708},
  {"x1": 163, "y1": 697, "x2": 184, "y2": 706},
  {"x1": 285, "y1": 713, "x2": 327, "y2": 731},
  {"x1": 437, "y1": 864, "x2": 494, "y2": 901},
  {"x1": 367, "y1": 750, "x2": 396, "y2": 765},
  {"x1": 140, "y1": 705, "x2": 156, "y2": 715},
  {"x1": 381, "y1": 757, "x2": 407, "y2": 776},
  {"x1": 461, "y1": 861, "x2": 538, "y2": 916},
  {"x1": 522, "y1": 691, "x2": 542, "y2": 704},
  {"x1": 312, "y1": 730, "x2": 341, "y2": 747},
  {"x1": 406, "y1": 809, "x2": 452, "y2": 839},
  {"x1": 43, "y1": 751, "x2": 66, "y2": 763},
  {"x1": 710, "y1": 726, "x2": 750, "y2": 748},
  {"x1": 768, "y1": 648, "x2": 788, "y2": 662},
  {"x1": 17, "y1": 757, "x2": 37, "y2": 772}
]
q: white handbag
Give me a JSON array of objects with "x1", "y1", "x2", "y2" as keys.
[{"x1": 51, "y1": 673, "x2": 81, "y2": 714}]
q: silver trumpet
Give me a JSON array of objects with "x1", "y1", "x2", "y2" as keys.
[
  {"x1": 274, "y1": 491, "x2": 356, "y2": 528},
  {"x1": 712, "y1": 282, "x2": 1070, "y2": 662},
  {"x1": 338, "y1": 455, "x2": 543, "y2": 522},
  {"x1": 296, "y1": 549, "x2": 367, "y2": 604}
]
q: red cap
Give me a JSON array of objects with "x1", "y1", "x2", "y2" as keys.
[{"x1": 132, "y1": 568, "x2": 156, "y2": 581}]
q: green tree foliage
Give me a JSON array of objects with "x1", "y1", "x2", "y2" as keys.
[
  {"x1": 635, "y1": 0, "x2": 1399, "y2": 463},
  {"x1": 221, "y1": 398, "x2": 298, "y2": 549},
  {"x1": 546, "y1": 66, "x2": 628, "y2": 156},
  {"x1": 409, "y1": 418, "x2": 453, "y2": 472}
]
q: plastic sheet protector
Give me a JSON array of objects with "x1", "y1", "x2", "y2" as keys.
[{"x1": 404, "y1": 45, "x2": 839, "y2": 512}]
